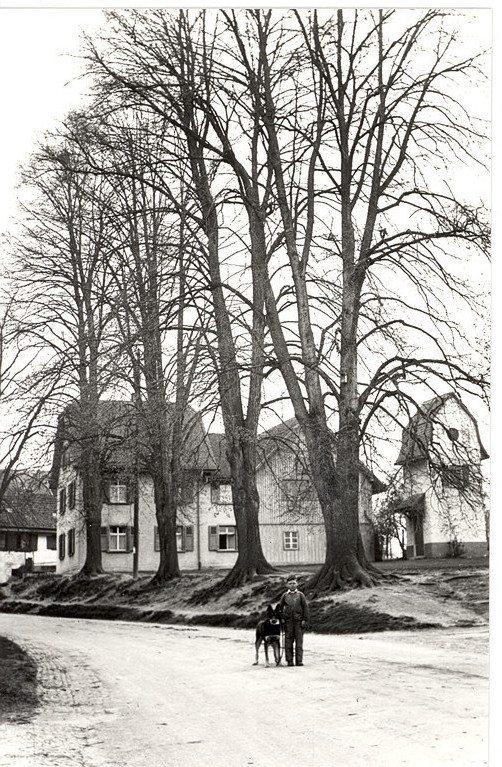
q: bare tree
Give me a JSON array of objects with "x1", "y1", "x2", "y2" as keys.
[
  {"x1": 0, "y1": 297, "x2": 63, "y2": 503},
  {"x1": 11, "y1": 135, "x2": 117, "y2": 575},
  {"x1": 85, "y1": 10, "x2": 277, "y2": 586},
  {"x1": 83, "y1": 9, "x2": 489, "y2": 590},
  {"x1": 80, "y1": 111, "x2": 214, "y2": 582},
  {"x1": 231, "y1": 9, "x2": 489, "y2": 588}
]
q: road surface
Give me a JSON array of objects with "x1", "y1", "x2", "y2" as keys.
[{"x1": 0, "y1": 614, "x2": 488, "y2": 767}]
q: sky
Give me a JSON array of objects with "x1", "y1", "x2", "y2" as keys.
[
  {"x1": 0, "y1": 7, "x2": 105, "y2": 232},
  {"x1": 0, "y1": 3, "x2": 494, "y2": 443}
]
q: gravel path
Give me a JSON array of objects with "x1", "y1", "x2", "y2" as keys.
[{"x1": 0, "y1": 614, "x2": 489, "y2": 767}]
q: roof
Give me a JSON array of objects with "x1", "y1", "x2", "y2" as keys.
[
  {"x1": 208, "y1": 417, "x2": 386, "y2": 494},
  {"x1": 50, "y1": 400, "x2": 216, "y2": 491},
  {"x1": 395, "y1": 393, "x2": 489, "y2": 466},
  {"x1": 206, "y1": 433, "x2": 231, "y2": 480},
  {"x1": 391, "y1": 492, "x2": 425, "y2": 515},
  {"x1": 0, "y1": 473, "x2": 56, "y2": 532},
  {"x1": 258, "y1": 418, "x2": 386, "y2": 494}
]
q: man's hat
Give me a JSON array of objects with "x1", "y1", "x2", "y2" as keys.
[{"x1": 286, "y1": 574, "x2": 297, "y2": 583}]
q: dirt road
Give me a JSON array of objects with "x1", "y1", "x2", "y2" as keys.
[{"x1": 0, "y1": 614, "x2": 488, "y2": 767}]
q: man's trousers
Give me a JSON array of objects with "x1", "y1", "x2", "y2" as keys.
[{"x1": 284, "y1": 619, "x2": 304, "y2": 664}]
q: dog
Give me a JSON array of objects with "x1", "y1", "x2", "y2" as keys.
[{"x1": 253, "y1": 604, "x2": 283, "y2": 667}]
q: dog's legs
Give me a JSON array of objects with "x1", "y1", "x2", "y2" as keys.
[
  {"x1": 264, "y1": 642, "x2": 270, "y2": 668},
  {"x1": 274, "y1": 640, "x2": 281, "y2": 666},
  {"x1": 253, "y1": 638, "x2": 261, "y2": 665}
]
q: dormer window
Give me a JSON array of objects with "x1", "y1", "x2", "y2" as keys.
[{"x1": 109, "y1": 481, "x2": 128, "y2": 504}]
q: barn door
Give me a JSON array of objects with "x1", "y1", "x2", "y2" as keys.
[{"x1": 414, "y1": 514, "x2": 425, "y2": 557}]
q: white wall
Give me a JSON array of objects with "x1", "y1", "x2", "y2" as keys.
[
  {"x1": 403, "y1": 400, "x2": 487, "y2": 555},
  {"x1": 0, "y1": 532, "x2": 57, "y2": 583}
]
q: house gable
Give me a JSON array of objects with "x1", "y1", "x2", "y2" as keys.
[{"x1": 396, "y1": 393, "x2": 488, "y2": 466}]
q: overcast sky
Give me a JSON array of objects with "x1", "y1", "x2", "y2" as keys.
[
  {"x1": 0, "y1": 7, "x2": 105, "y2": 232},
  {"x1": 0, "y1": 3, "x2": 493, "y2": 230},
  {"x1": 0, "y1": 4, "x2": 495, "y2": 427}
]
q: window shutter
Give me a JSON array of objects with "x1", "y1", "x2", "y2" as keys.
[
  {"x1": 58, "y1": 533, "x2": 65, "y2": 560},
  {"x1": 68, "y1": 481, "x2": 76, "y2": 509},
  {"x1": 126, "y1": 526, "x2": 134, "y2": 553},
  {"x1": 100, "y1": 526, "x2": 108, "y2": 553},
  {"x1": 208, "y1": 526, "x2": 218, "y2": 551},
  {"x1": 154, "y1": 526, "x2": 160, "y2": 552},
  {"x1": 125, "y1": 483, "x2": 132, "y2": 505},
  {"x1": 234, "y1": 526, "x2": 239, "y2": 551},
  {"x1": 185, "y1": 526, "x2": 194, "y2": 552}
]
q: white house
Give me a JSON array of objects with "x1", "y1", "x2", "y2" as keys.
[
  {"x1": 51, "y1": 403, "x2": 384, "y2": 574},
  {"x1": 0, "y1": 473, "x2": 57, "y2": 582},
  {"x1": 394, "y1": 394, "x2": 488, "y2": 558}
]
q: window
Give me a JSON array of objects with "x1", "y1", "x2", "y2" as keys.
[
  {"x1": 154, "y1": 525, "x2": 194, "y2": 553},
  {"x1": 101, "y1": 526, "x2": 134, "y2": 553},
  {"x1": 67, "y1": 481, "x2": 76, "y2": 509},
  {"x1": 67, "y1": 528, "x2": 75, "y2": 557},
  {"x1": 211, "y1": 484, "x2": 232, "y2": 504},
  {"x1": 283, "y1": 531, "x2": 299, "y2": 551},
  {"x1": 108, "y1": 482, "x2": 129, "y2": 504},
  {"x1": 177, "y1": 525, "x2": 194, "y2": 552},
  {"x1": 1, "y1": 532, "x2": 38, "y2": 552},
  {"x1": 208, "y1": 525, "x2": 238, "y2": 551},
  {"x1": 58, "y1": 533, "x2": 66, "y2": 560},
  {"x1": 442, "y1": 464, "x2": 471, "y2": 490},
  {"x1": 46, "y1": 534, "x2": 57, "y2": 550},
  {"x1": 108, "y1": 526, "x2": 128, "y2": 552},
  {"x1": 59, "y1": 487, "x2": 66, "y2": 515}
]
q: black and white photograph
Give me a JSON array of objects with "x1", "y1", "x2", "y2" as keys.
[{"x1": 0, "y1": 3, "x2": 494, "y2": 766}]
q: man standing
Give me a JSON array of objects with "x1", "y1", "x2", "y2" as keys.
[{"x1": 278, "y1": 575, "x2": 309, "y2": 666}]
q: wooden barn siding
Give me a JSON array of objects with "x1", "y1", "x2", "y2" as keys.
[
  {"x1": 260, "y1": 524, "x2": 326, "y2": 565},
  {"x1": 257, "y1": 447, "x2": 324, "y2": 526}
]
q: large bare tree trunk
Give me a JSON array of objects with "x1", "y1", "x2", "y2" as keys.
[{"x1": 186, "y1": 126, "x2": 274, "y2": 588}]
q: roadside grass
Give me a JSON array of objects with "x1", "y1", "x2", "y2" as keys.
[
  {"x1": 0, "y1": 637, "x2": 38, "y2": 723},
  {"x1": 0, "y1": 556, "x2": 488, "y2": 634}
]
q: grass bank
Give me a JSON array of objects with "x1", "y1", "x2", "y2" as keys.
[{"x1": 0, "y1": 637, "x2": 38, "y2": 723}]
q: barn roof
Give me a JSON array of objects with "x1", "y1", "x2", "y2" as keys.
[
  {"x1": 206, "y1": 417, "x2": 385, "y2": 494},
  {"x1": 0, "y1": 473, "x2": 56, "y2": 532},
  {"x1": 395, "y1": 393, "x2": 489, "y2": 466}
]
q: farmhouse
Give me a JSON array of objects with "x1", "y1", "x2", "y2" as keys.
[
  {"x1": 0, "y1": 473, "x2": 57, "y2": 582},
  {"x1": 394, "y1": 394, "x2": 488, "y2": 558},
  {"x1": 51, "y1": 403, "x2": 384, "y2": 574},
  {"x1": 254, "y1": 419, "x2": 384, "y2": 564}
]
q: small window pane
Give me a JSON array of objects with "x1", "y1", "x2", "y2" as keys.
[
  {"x1": 283, "y1": 531, "x2": 299, "y2": 550},
  {"x1": 109, "y1": 526, "x2": 127, "y2": 551},
  {"x1": 109, "y1": 483, "x2": 128, "y2": 504}
]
